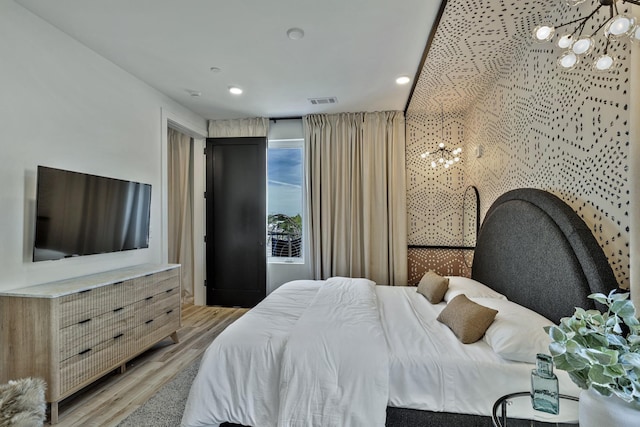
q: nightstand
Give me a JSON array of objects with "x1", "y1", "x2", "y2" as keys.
[{"x1": 492, "y1": 392, "x2": 579, "y2": 427}]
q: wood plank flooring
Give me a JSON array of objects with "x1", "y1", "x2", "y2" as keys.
[{"x1": 49, "y1": 304, "x2": 247, "y2": 427}]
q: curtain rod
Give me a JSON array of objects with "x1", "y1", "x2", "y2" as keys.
[{"x1": 269, "y1": 116, "x2": 302, "y2": 122}]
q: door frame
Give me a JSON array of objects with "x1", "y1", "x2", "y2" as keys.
[{"x1": 161, "y1": 108, "x2": 208, "y2": 306}]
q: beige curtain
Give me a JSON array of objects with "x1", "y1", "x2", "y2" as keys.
[
  {"x1": 304, "y1": 111, "x2": 408, "y2": 285},
  {"x1": 168, "y1": 128, "x2": 194, "y2": 303},
  {"x1": 208, "y1": 117, "x2": 269, "y2": 137}
]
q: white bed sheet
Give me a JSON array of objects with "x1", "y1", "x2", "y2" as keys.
[{"x1": 377, "y1": 285, "x2": 581, "y2": 421}]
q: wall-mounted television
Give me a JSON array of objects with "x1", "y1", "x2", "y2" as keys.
[{"x1": 33, "y1": 166, "x2": 152, "y2": 262}]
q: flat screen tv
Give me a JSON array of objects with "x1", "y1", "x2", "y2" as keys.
[{"x1": 33, "y1": 166, "x2": 152, "y2": 262}]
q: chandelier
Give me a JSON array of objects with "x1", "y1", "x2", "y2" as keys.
[
  {"x1": 533, "y1": 0, "x2": 640, "y2": 71},
  {"x1": 420, "y1": 105, "x2": 462, "y2": 169}
]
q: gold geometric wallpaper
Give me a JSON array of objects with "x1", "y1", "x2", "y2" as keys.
[{"x1": 406, "y1": 0, "x2": 631, "y2": 289}]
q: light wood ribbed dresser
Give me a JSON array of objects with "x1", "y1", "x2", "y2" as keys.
[{"x1": 0, "y1": 263, "x2": 181, "y2": 424}]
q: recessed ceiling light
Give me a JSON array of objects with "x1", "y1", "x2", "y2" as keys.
[
  {"x1": 396, "y1": 76, "x2": 411, "y2": 85},
  {"x1": 210, "y1": 67, "x2": 222, "y2": 73},
  {"x1": 229, "y1": 86, "x2": 243, "y2": 95},
  {"x1": 286, "y1": 27, "x2": 305, "y2": 40},
  {"x1": 187, "y1": 90, "x2": 202, "y2": 97}
]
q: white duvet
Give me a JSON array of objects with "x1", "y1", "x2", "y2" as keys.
[{"x1": 181, "y1": 278, "x2": 388, "y2": 427}]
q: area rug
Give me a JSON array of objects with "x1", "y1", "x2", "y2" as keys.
[{"x1": 117, "y1": 357, "x2": 201, "y2": 427}]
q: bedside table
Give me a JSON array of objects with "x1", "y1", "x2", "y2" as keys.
[{"x1": 492, "y1": 392, "x2": 579, "y2": 427}]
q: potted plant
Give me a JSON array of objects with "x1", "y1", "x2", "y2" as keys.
[{"x1": 546, "y1": 290, "x2": 640, "y2": 426}]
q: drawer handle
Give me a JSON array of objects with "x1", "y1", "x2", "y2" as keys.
[
  {"x1": 113, "y1": 281, "x2": 124, "y2": 286},
  {"x1": 166, "y1": 288, "x2": 174, "y2": 293},
  {"x1": 145, "y1": 319, "x2": 154, "y2": 324},
  {"x1": 79, "y1": 289, "x2": 92, "y2": 294},
  {"x1": 78, "y1": 348, "x2": 92, "y2": 355},
  {"x1": 113, "y1": 333, "x2": 124, "y2": 340},
  {"x1": 166, "y1": 309, "x2": 173, "y2": 314},
  {"x1": 113, "y1": 307, "x2": 124, "y2": 313},
  {"x1": 145, "y1": 273, "x2": 154, "y2": 277},
  {"x1": 145, "y1": 296, "x2": 154, "y2": 301},
  {"x1": 78, "y1": 318, "x2": 92, "y2": 324}
]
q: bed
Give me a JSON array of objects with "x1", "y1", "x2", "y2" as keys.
[{"x1": 181, "y1": 188, "x2": 618, "y2": 427}]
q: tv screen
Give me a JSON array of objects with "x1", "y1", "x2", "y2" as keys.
[{"x1": 33, "y1": 166, "x2": 152, "y2": 262}]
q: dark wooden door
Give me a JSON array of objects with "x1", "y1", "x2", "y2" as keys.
[{"x1": 206, "y1": 137, "x2": 266, "y2": 307}]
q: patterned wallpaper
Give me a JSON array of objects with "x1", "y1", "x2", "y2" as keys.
[
  {"x1": 407, "y1": 111, "x2": 466, "y2": 246},
  {"x1": 406, "y1": 0, "x2": 631, "y2": 289}
]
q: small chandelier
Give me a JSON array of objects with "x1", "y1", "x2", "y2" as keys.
[
  {"x1": 420, "y1": 104, "x2": 462, "y2": 169},
  {"x1": 533, "y1": 0, "x2": 640, "y2": 71}
]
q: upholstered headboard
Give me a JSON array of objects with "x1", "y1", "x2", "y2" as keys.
[{"x1": 471, "y1": 188, "x2": 617, "y2": 323}]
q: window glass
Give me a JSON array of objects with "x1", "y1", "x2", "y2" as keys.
[{"x1": 267, "y1": 139, "x2": 303, "y2": 260}]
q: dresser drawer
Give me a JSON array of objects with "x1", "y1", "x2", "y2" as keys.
[
  {"x1": 59, "y1": 304, "x2": 136, "y2": 361},
  {"x1": 125, "y1": 268, "x2": 180, "y2": 302},
  {"x1": 59, "y1": 281, "x2": 126, "y2": 328},
  {"x1": 59, "y1": 327, "x2": 134, "y2": 395},
  {"x1": 134, "y1": 308, "x2": 180, "y2": 348}
]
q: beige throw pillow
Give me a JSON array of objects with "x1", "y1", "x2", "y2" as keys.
[
  {"x1": 437, "y1": 294, "x2": 498, "y2": 344},
  {"x1": 417, "y1": 271, "x2": 449, "y2": 304}
]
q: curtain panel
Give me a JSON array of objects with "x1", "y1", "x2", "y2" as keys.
[
  {"x1": 304, "y1": 111, "x2": 408, "y2": 286},
  {"x1": 168, "y1": 128, "x2": 195, "y2": 302},
  {"x1": 208, "y1": 117, "x2": 269, "y2": 137}
]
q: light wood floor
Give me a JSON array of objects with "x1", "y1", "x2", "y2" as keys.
[{"x1": 49, "y1": 304, "x2": 247, "y2": 427}]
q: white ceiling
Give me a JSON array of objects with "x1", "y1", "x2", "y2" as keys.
[{"x1": 15, "y1": 0, "x2": 441, "y2": 120}]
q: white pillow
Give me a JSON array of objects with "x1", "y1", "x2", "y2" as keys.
[
  {"x1": 472, "y1": 297, "x2": 554, "y2": 364},
  {"x1": 443, "y1": 277, "x2": 507, "y2": 303}
]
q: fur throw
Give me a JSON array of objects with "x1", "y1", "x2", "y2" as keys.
[{"x1": 0, "y1": 378, "x2": 46, "y2": 427}]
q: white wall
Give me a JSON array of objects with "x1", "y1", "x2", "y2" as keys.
[{"x1": 0, "y1": 1, "x2": 206, "y2": 291}]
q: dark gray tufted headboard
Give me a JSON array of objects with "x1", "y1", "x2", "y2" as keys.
[{"x1": 471, "y1": 188, "x2": 617, "y2": 323}]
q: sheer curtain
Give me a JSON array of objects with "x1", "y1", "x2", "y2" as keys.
[
  {"x1": 208, "y1": 117, "x2": 269, "y2": 137},
  {"x1": 304, "y1": 111, "x2": 408, "y2": 285},
  {"x1": 168, "y1": 128, "x2": 194, "y2": 302}
]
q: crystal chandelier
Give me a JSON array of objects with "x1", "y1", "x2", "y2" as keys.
[
  {"x1": 420, "y1": 105, "x2": 462, "y2": 169},
  {"x1": 533, "y1": 0, "x2": 640, "y2": 71}
]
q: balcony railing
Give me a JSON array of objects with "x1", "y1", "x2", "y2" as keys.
[{"x1": 268, "y1": 231, "x2": 302, "y2": 258}]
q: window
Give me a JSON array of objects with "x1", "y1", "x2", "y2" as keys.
[{"x1": 267, "y1": 139, "x2": 304, "y2": 261}]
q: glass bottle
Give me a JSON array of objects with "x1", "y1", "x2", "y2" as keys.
[{"x1": 531, "y1": 353, "x2": 559, "y2": 414}]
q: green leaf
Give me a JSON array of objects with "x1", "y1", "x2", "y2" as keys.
[
  {"x1": 624, "y1": 316, "x2": 640, "y2": 327},
  {"x1": 553, "y1": 353, "x2": 574, "y2": 371},
  {"x1": 588, "y1": 333, "x2": 610, "y2": 348},
  {"x1": 588, "y1": 365, "x2": 614, "y2": 385},
  {"x1": 592, "y1": 384, "x2": 613, "y2": 396},
  {"x1": 610, "y1": 292, "x2": 630, "y2": 302},
  {"x1": 612, "y1": 300, "x2": 636, "y2": 317},
  {"x1": 604, "y1": 364, "x2": 626, "y2": 378},
  {"x1": 584, "y1": 348, "x2": 618, "y2": 366},
  {"x1": 607, "y1": 334, "x2": 628, "y2": 347},
  {"x1": 628, "y1": 335, "x2": 640, "y2": 346},
  {"x1": 620, "y1": 353, "x2": 640, "y2": 369},
  {"x1": 549, "y1": 326, "x2": 567, "y2": 343},
  {"x1": 590, "y1": 293, "x2": 609, "y2": 305},
  {"x1": 565, "y1": 352, "x2": 589, "y2": 370},
  {"x1": 568, "y1": 369, "x2": 589, "y2": 389},
  {"x1": 549, "y1": 341, "x2": 566, "y2": 357}
]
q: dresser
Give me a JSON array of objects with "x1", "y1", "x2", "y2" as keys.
[{"x1": 0, "y1": 264, "x2": 181, "y2": 424}]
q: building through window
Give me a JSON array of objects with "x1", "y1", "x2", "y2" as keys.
[{"x1": 267, "y1": 139, "x2": 304, "y2": 260}]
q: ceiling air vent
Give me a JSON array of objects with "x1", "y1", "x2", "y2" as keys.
[{"x1": 308, "y1": 97, "x2": 338, "y2": 105}]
